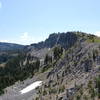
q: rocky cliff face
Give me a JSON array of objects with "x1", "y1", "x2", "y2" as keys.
[{"x1": 31, "y1": 32, "x2": 78, "y2": 49}]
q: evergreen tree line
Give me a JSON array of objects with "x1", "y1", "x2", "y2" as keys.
[{"x1": 0, "y1": 52, "x2": 40, "y2": 95}]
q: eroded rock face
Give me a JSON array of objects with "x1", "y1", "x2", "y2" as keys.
[
  {"x1": 42, "y1": 42, "x2": 100, "y2": 100},
  {"x1": 31, "y1": 32, "x2": 78, "y2": 49},
  {"x1": 83, "y1": 59, "x2": 93, "y2": 72},
  {"x1": 96, "y1": 56, "x2": 100, "y2": 65}
]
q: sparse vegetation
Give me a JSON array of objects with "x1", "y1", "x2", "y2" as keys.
[
  {"x1": 44, "y1": 54, "x2": 52, "y2": 65},
  {"x1": 87, "y1": 35, "x2": 100, "y2": 43},
  {"x1": 95, "y1": 76, "x2": 100, "y2": 98},
  {"x1": 59, "y1": 85, "x2": 65, "y2": 93},
  {"x1": 53, "y1": 45, "x2": 63, "y2": 60}
]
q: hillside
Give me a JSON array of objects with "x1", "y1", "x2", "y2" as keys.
[
  {"x1": 0, "y1": 31, "x2": 100, "y2": 100},
  {"x1": 0, "y1": 42, "x2": 24, "y2": 51},
  {"x1": 0, "y1": 42, "x2": 24, "y2": 67}
]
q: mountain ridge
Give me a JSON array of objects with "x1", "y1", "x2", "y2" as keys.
[
  {"x1": 0, "y1": 31, "x2": 100, "y2": 100},
  {"x1": 0, "y1": 42, "x2": 24, "y2": 51}
]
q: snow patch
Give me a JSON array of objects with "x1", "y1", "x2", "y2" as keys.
[{"x1": 20, "y1": 81, "x2": 42, "y2": 94}]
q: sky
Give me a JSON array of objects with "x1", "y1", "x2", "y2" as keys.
[{"x1": 0, "y1": 0, "x2": 100, "y2": 45}]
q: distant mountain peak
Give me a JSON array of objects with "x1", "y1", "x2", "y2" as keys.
[{"x1": 31, "y1": 32, "x2": 78, "y2": 49}]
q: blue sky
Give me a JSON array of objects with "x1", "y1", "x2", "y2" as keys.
[{"x1": 0, "y1": 0, "x2": 100, "y2": 45}]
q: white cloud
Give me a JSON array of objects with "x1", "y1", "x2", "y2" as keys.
[
  {"x1": 19, "y1": 32, "x2": 36, "y2": 45},
  {"x1": 0, "y1": 32, "x2": 43, "y2": 45},
  {"x1": 0, "y1": 2, "x2": 2, "y2": 8},
  {"x1": 94, "y1": 31, "x2": 100, "y2": 37},
  {"x1": 0, "y1": 40, "x2": 9, "y2": 42}
]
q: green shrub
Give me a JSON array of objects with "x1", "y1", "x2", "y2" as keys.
[
  {"x1": 83, "y1": 95, "x2": 88, "y2": 100},
  {"x1": 76, "y1": 95, "x2": 81, "y2": 100},
  {"x1": 59, "y1": 85, "x2": 65, "y2": 93}
]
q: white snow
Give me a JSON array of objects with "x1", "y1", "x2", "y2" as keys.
[{"x1": 20, "y1": 81, "x2": 43, "y2": 94}]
